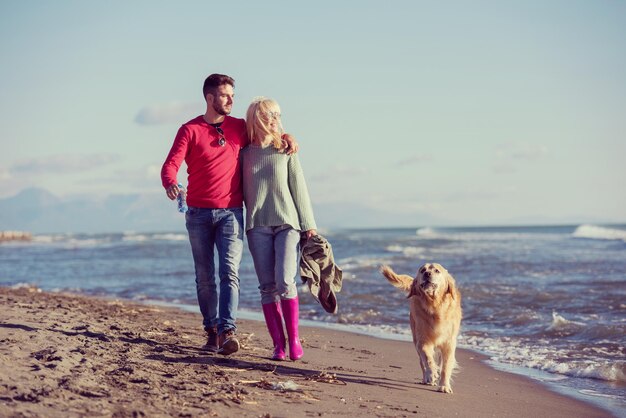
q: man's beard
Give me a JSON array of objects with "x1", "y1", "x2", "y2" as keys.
[{"x1": 213, "y1": 102, "x2": 231, "y2": 116}]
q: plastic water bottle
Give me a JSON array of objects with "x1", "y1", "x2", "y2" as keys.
[{"x1": 176, "y1": 183, "x2": 188, "y2": 213}]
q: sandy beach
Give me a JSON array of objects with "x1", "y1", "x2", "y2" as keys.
[{"x1": 0, "y1": 286, "x2": 612, "y2": 418}]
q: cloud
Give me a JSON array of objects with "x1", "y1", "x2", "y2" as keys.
[
  {"x1": 439, "y1": 189, "x2": 502, "y2": 202},
  {"x1": 492, "y1": 142, "x2": 549, "y2": 173},
  {"x1": 135, "y1": 101, "x2": 202, "y2": 125},
  {"x1": 496, "y1": 143, "x2": 548, "y2": 161},
  {"x1": 72, "y1": 165, "x2": 148, "y2": 185},
  {"x1": 0, "y1": 166, "x2": 10, "y2": 181},
  {"x1": 145, "y1": 164, "x2": 161, "y2": 179},
  {"x1": 0, "y1": 167, "x2": 14, "y2": 197},
  {"x1": 365, "y1": 196, "x2": 433, "y2": 213},
  {"x1": 310, "y1": 165, "x2": 369, "y2": 182},
  {"x1": 10, "y1": 154, "x2": 120, "y2": 175},
  {"x1": 395, "y1": 154, "x2": 433, "y2": 167},
  {"x1": 492, "y1": 162, "x2": 517, "y2": 174},
  {"x1": 72, "y1": 163, "x2": 179, "y2": 192}
]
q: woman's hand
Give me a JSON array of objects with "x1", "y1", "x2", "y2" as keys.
[{"x1": 303, "y1": 229, "x2": 317, "y2": 240}]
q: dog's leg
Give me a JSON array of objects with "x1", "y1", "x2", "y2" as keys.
[
  {"x1": 438, "y1": 341, "x2": 457, "y2": 394},
  {"x1": 410, "y1": 315, "x2": 427, "y2": 383},
  {"x1": 417, "y1": 344, "x2": 438, "y2": 386},
  {"x1": 416, "y1": 346, "x2": 427, "y2": 382},
  {"x1": 432, "y1": 350, "x2": 441, "y2": 383}
]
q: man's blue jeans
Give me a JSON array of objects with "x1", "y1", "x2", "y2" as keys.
[
  {"x1": 185, "y1": 207, "x2": 243, "y2": 334},
  {"x1": 246, "y1": 225, "x2": 300, "y2": 305}
]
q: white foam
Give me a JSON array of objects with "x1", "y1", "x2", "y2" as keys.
[
  {"x1": 385, "y1": 245, "x2": 425, "y2": 256},
  {"x1": 335, "y1": 309, "x2": 381, "y2": 324},
  {"x1": 122, "y1": 234, "x2": 149, "y2": 242},
  {"x1": 9, "y1": 283, "x2": 41, "y2": 291},
  {"x1": 152, "y1": 233, "x2": 187, "y2": 241},
  {"x1": 65, "y1": 238, "x2": 106, "y2": 247},
  {"x1": 122, "y1": 232, "x2": 187, "y2": 242},
  {"x1": 416, "y1": 227, "x2": 437, "y2": 236},
  {"x1": 32, "y1": 235, "x2": 55, "y2": 243},
  {"x1": 30, "y1": 234, "x2": 112, "y2": 247},
  {"x1": 337, "y1": 256, "x2": 391, "y2": 270},
  {"x1": 572, "y1": 224, "x2": 626, "y2": 242}
]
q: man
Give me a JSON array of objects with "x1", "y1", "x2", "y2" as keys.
[{"x1": 161, "y1": 74, "x2": 296, "y2": 355}]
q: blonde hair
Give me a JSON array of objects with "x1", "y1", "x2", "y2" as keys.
[{"x1": 246, "y1": 97, "x2": 285, "y2": 150}]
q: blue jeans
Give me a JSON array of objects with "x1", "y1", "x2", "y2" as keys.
[
  {"x1": 185, "y1": 207, "x2": 244, "y2": 334},
  {"x1": 246, "y1": 225, "x2": 301, "y2": 305}
]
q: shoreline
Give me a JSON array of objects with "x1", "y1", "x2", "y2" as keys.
[
  {"x1": 0, "y1": 286, "x2": 615, "y2": 417},
  {"x1": 145, "y1": 297, "x2": 625, "y2": 414}
]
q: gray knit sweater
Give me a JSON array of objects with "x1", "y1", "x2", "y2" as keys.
[{"x1": 242, "y1": 144, "x2": 317, "y2": 232}]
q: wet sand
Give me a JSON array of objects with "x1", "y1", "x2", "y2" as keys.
[{"x1": 0, "y1": 286, "x2": 612, "y2": 417}]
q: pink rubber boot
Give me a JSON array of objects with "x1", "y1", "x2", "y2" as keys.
[
  {"x1": 262, "y1": 302, "x2": 286, "y2": 361},
  {"x1": 281, "y1": 297, "x2": 304, "y2": 360}
]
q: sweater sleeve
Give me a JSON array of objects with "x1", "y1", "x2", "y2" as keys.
[
  {"x1": 287, "y1": 154, "x2": 317, "y2": 231},
  {"x1": 161, "y1": 125, "x2": 189, "y2": 188}
]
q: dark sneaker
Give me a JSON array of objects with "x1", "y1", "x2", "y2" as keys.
[
  {"x1": 201, "y1": 327, "x2": 218, "y2": 352},
  {"x1": 218, "y1": 330, "x2": 240, "y2": 355}
]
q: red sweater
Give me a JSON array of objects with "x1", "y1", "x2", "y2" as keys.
[{"x1": 161, "y1": 115, "x2": 249, "y2": 208}]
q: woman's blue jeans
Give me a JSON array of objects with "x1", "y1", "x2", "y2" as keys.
[
  {"x1": 246, "y1": 225, "x2": 300, "y2": 305},
  {"x1": 185, "y1": 207, "x2": 243, "y2": 334}
]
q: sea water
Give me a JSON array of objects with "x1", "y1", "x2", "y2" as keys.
[{"x1": 1, "y1": 224, "x2": 624, "y2": 416}]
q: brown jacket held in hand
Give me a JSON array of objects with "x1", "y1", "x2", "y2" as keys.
[{"x1": 299, "y1": 234, "x2": 343, "y2": 314}]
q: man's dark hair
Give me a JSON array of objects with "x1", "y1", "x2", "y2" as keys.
[{"x1": 203, "y1": 74, "x2": 235, "y2": 99}]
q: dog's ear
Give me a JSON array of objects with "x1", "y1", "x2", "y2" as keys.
[{"x1": 445, "y1": 273, "x2": 457, "y2": 300}]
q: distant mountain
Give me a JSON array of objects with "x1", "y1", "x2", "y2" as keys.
[
  {"x1": 0, "y1": 188, "x2": 186, "y2": 233},
  {"x1": 0, "y1": 188, "x2": 443, "y2": 234},
  {"x1": 312, "y1": 202, "x2": 442, "y2": 230},
  {"x1": 0, "y1": 187, "x2": 61, "y2": 227}
]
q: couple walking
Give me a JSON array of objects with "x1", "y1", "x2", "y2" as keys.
[{"x1": 161, "y1": 73, "x2": 316, "y2": 361}]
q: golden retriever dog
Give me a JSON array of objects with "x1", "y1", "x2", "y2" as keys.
[{"x1": 381, "y1": 263, "x2": 462, "y2": 393}]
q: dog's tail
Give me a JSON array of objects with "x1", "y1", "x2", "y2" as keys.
[{"x1": 380, "y1": 265, "x2": 414, "y2": 293}]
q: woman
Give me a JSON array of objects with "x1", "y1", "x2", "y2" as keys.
[{"x1": 242, "y1": 97, "x2": 317, "y2": 361}]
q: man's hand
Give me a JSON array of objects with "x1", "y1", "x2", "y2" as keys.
[
  {"x1": 282, "y1": 133, "x2": 299, "y2": 155},
  {"x1": 165, "y1": 184, "x2": 180, "y2": 200}
]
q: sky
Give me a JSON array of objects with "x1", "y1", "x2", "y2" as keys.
[{"x1": 1, "y1": 0, "x2": 625, "y2": 228}]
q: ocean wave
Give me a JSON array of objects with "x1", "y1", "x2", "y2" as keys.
[
  {"x1": 30, "y1": 230, "x2": 273, "y2": 246},
  {"x1": 576, "y1": 363, "x2": 626, "y2": 382},
  {"x1": 510, "y1": 310, "x2": 542, "y2": 326},
  {"x1": 531, "y1": 359, "x2": 626, "y2": 383},
  {"x1": 32, "y1": 234, "x2": 65, "y2": 243},
  {"x1": 462, "y1": 335, "x2": 626, "y2": 383},
  {"x1": 572, "y1": 224, "x2": 626, "y2": 242},
  {"x1": 546, "y1": 311, "x2": 586, "y2": 333},
  {"x1": 32, "y1": 234, "x2": 113, "y2": 247}
]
